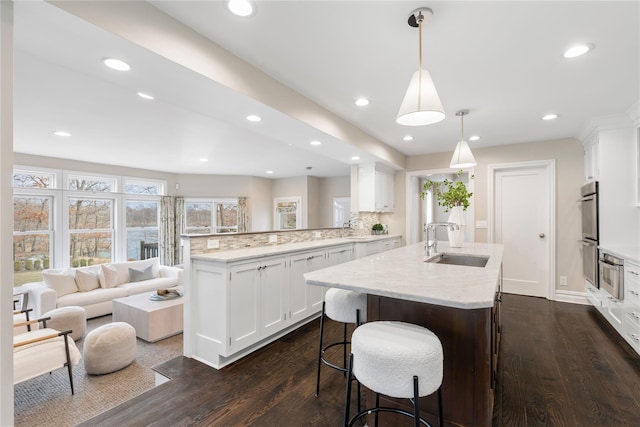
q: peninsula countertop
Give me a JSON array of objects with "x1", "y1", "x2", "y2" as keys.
[
  {"x1": 304, "y1": 241, "x2": 504, "y2": 309},
  {"x1": 190, "y1": 235, "x2": 402, "y2": 263}
]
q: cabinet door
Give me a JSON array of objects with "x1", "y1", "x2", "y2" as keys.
[
  {"x1": 326, "y1": 245, "x2": 354, "y2": 267},
  {"x1": 229, "y1": 262, "x2": 261, "y2": 351},
  {"x1": 374, "y1": 170, "x2": 394, "y2": 211},
  {"x1": 289, "y1": 250, "x2": 325, "y2": 322},
  {"x1": 259, "y1": 257, "x2": 287, "y2": 336}
]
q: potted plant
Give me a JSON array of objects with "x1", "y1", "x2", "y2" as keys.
[
  {"x1": 420, "y1": 170, "x2": 473, "y2": 247},
  {"x1": 372, "y1": 223, "x2": 384, "y2": 235}
]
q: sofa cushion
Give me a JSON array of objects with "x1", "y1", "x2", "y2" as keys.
[
  {"x1": 129, "y1": 264, "x2": 154, "y2": 282},
  {"x1": 118, "y1": 277, "x2": 178, "y2": 296},
  {"x1": 111, "y1": 258, "x2": 159, "y2": 285},
  {"x1": 57, "y1": 287, "x2": 127, "y2": 308},
  {"x1": 75, "y1": 269, "x2": 100, "y2": 292},
  {"x1": 42, "y1": 270, "x2": 78, "y2": 297},
  {"x1": 100, "y1": 264, "x2": 119, "y2": 288}
]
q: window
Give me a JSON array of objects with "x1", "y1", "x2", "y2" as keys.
[
  {"x1": 126, "y1": 200, "x2": 159, "y2": 260},
  {"x1": 13, "y1": 169, "x2": 55, "y2": 188},
  {"x1": 67, "y1": 174, "x2": 116, "y2": 192},
  {"x1": 274, "y1": 197, "x2": 302, "y2": 230},
  {"x1": 124, "y1": 178, "x2": 164, "y2": 196},
  {"x1": 13, "y1": 196, "x2": 53, "y2": 286},
  {"x1": 68, "y1": 197, "x2": 114, "y2": 266},
  {"x1": 185, "y1": 199, "x2": 239, "y2": 234}
]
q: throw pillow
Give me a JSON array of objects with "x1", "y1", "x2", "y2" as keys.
[
  {"x1": 42, "y1": 270, "x2": 78, "y2": 297},
  {"x1": 128, "y1": 264, "x2": 154, "y2": 282},
  {"x1": 100, "y1": 264, "x2": 119, "y2": 288},
  {"x1": 75, "y1": 269, "x2": 100, "y2": 292}
]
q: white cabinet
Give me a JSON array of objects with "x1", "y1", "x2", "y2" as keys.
[
  {"x1": 623, "y1": 262, "x2": 640, "y2": 353},
  {"x1": 326, "y1": 244, "x2": 354, "y2": 266},
  {"x1": 289, "y1": 249, "x2": 326, "y2": 323},
  {"x1": 190, "y1": 241, "x2": 367, "y2": 368},
  {"x1": 358, "y1": 163, "x2": 394, "y2": 212},
  {"x1": 354, "y1": 236, "x2": 402, "y2": 259},
  {"x1": 229, "y1": 256, "x2": 287, "y2": 353},
  {"x1": 583, "y1": 134, "x2": 599, "y2": 182}
]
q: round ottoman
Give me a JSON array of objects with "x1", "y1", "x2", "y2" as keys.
[
  {"x1": 43, "y1": 306, "x2": 87, "y2": 341},
  {"x1": 83, "y1": 322, "x2": 137, "y2": 375}
]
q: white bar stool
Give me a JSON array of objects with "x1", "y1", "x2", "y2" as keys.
[
  {"x1": 344, "y1": 321, "x2": 444, "y2": 427},
  {"x1": 315, "y1": 288, "x2": 367, "y2": 397}
]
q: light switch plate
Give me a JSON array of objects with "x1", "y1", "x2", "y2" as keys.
[
  {"x1": 207, "y1": 239, "x2": 219, "y2": 249},
  {"x1": 475, "y1": 220, "x2": 488, "y2": 229},
  {"x1": 314, "y1": 231, "x2": 322, "y2": 238},
  {"x1": 269, "y1": 235, "x2": 278, "y2": 243}
]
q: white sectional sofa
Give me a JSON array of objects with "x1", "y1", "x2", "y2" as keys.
[{"x1": 22, "y1": 258, "x2": 182, "y2": 319}]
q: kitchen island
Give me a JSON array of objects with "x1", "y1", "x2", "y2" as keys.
[{"x1": 304, "y1": 241, "x2": 504, "y2": 427}]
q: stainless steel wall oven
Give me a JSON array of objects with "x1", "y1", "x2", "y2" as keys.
[{"x1": 580, "y1": 182, "x2": 599, "y2": 287}]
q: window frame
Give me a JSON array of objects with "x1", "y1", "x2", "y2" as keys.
[{"x1": 184, "y1": 198, "x2": 239, "y2": 235}]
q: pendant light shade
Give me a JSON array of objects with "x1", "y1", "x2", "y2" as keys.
[
  {"x1": 396, "y1": 69, "x2": 445, "y2": 126},
  {"x1": 450, "y1": 109, "x2": 477, "y2": 168},
  {"x1": 396, "y1": 7, "x2": 445, "y2": 126}
]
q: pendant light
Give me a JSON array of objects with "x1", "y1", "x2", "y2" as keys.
[
  {"x1": 396, "y1": 7, "x2": 445, "y2": 126},
  {"x1": 450, "y1": 109, "x2": 477, "y2": 168}
]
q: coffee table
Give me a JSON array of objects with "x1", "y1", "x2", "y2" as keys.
[{"x1": 112, "y1": 292, "x2": 184, "y2": 342}]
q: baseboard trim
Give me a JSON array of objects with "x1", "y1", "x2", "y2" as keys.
[{"x1": 554, "y1": 290, "x2": 590, "y2": 305}]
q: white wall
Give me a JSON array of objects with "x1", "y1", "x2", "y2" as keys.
[
  {"x1": 249, "y1": 177, "x2": 273, "y2": 232},
  {"x1": 405, "y1": 138, "x2": 585, "y2": 294},
  {"x1": 307, "y1": 176, "x2": 321, "y2": 229}
]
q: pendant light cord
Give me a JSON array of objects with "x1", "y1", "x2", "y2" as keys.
[
  {"x1": 461, "y1": 113, "x2": 464, "y2": 140},
  {"x1": 418, "y1": 12, "x2": 423, "y2": 70}
]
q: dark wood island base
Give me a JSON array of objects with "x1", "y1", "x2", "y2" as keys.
[{"x1": 365, "y1": 294, "x2": 501, "y2": 427}]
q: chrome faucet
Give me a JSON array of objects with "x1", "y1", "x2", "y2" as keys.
[
  {"x1": 341, "y1": 220, "x2": 352, "y2": 237},
  {"x1": 425, "y1": 222, "x2": 459, "y2": 256}
]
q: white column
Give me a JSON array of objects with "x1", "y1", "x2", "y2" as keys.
[{"x1": 0, "y1": 1, "x2": 14, "y2": 424}]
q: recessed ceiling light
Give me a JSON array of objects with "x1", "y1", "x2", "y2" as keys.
[
  {"x1": 52, "y1": 131, "x2": 72, "y2": 137},
  {"x1": 246, "y1": 114, "x2": 262, "y2": 122},
  {"x1": 199, "y1": 158, "x2": 208, "y2": 162},
  {"x1": 310, "y1": 140, "x2": 322, "y2": 146},
  {"x1": 102, "y1": 58, "x2": 131, "y2": 71},
  {"x1": 266, "y1": 170, "x2": 273, "y2": 174},
  {"x1": 403, "y1": 135, "x2": 414, "y2": 141},
  {"x1": 563, "y1": 44, "x2": 593, "y2": 59},
  {"x1": 355, "y1": 97, "x2": 370, "y2": 107},
  {"x1": 469, "y1": 135, "x2": 480, "y2": 141},
  {"x1": 137, "y1": 92, "x2": 154, "y2": 100},
  {"x1": 542, "y1": 114, "x2": 559, "y2": 121},
  {"x1": 351, "y1": 156, "x2": 361, "y2": 161},
  {"x1": 227, "y1": 0, "x2": 253, "y2": 17}
]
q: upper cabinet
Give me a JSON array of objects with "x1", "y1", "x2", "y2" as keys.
[
  {"x1": 583, "y1": 133, "x2": 600, "y2": 182},
  {"x1": 358, "y1": 163, "x2": 395, "y2": 212}
]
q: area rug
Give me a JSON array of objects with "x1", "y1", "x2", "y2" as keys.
[{"x1": 14, "y1": 315, "x2": 183, "y2": 427}]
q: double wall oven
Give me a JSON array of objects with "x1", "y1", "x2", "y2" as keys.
[{"x1": 580, "y1": 182, "x2": 599, "y2": 287}]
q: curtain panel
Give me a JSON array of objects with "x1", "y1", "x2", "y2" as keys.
[{"x1": 159, "y1": 196, "x2": 175, "y2": 266}]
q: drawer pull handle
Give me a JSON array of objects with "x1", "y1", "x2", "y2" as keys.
[{"x1": 630, "y1": 333, "x2": 640, "y2": 342}]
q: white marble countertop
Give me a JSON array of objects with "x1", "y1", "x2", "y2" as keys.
[
  {"x1": 191, "y1": 235, "x2": 402, "y2": 263},
  {"x1": 304, "y1": 241, "x2": 504, "y2": 309}
]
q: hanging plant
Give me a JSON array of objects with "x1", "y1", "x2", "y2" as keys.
[{"x1": 420, "y1": 170, "x2": 474, "y2": 213}]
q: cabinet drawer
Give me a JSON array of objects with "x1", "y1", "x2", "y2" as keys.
[{"x1": 624, "y1": 316, "x2": 640, "y2": 353}]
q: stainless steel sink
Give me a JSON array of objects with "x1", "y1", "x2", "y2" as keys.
[{"x1": 425, "y1": 253, "x2": 489, "y2": 268}]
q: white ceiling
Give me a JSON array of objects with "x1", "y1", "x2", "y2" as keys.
[{"x1": 13, "y1": 1, "x2": 640, "y2": 178}]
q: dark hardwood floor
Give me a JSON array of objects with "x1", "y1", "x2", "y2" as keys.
[{"x1": 81, "y1": 294, "x2": 640, "y2": 427}]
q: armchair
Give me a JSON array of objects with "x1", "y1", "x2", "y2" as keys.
[{"x1": 13, "y1": 316, "x2": 82, "y2": 395}]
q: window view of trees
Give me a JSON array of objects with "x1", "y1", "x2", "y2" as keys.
[
  {"x1": 13, "y1": 196, "x2": 52, "y2": 285},
  {"x1": 11, "y1": 168, "x2": 178, "y2": 286},
  {"x1": 185, "y1": 200, "x2": 239, "y2": 234},
  {"x1": 126, "y1": 200, "x2": 159, "y2": 260}
]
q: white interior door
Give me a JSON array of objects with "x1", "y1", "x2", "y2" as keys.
[{"x1": 491, "y1": 161, "x2": 554, "y2": 298}]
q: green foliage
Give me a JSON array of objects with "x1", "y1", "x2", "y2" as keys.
[
  {"x1": 33, "y1": 259, "x2": 42, "y2": 270},
  {"x1": 72, "y1": 259, "x2": 80, "y2": 268},
  {"x1": 14, "y1": 260, "x2": 23, "y2": 272},
  {"x1": 372, "y1": 223, "x2": 384, "y2": 231},
  {"x1": 43, "y1": 258, "x2": 50, "y2": 269},
  {"x1": 25, "y1": 259, "x2": 33, "y2": 271},
  {"x1": 88, "y1": 258, "x2": 94, "y2": 266},
  {"x1": 80, "y1": 258, "x2": 87, "y2": 267},
  {"x1": 421, "y1": 170, "x2": 474, "y2": 213}
]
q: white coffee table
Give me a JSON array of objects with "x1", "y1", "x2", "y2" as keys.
[{"x1": 112, "y1": 292, "x2": 184, "y2": 342}]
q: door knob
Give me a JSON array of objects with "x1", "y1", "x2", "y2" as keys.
[{"x1": 539, "y1": 233, "x2": 545, "y2": 238}]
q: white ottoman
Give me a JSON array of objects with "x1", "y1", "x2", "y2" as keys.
[
  {"x1": 43, "y1": 306, "x2": 86, "y2": 341},
  {"x1": 83, "y1": 322, "x2": 137, "y2": 375},
  {"x1": 345, "y1": 321, "x2": 444, "y2": 426},
  {"x1": 316, "y1": 288, "x2": 367, "y2": 397}
]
